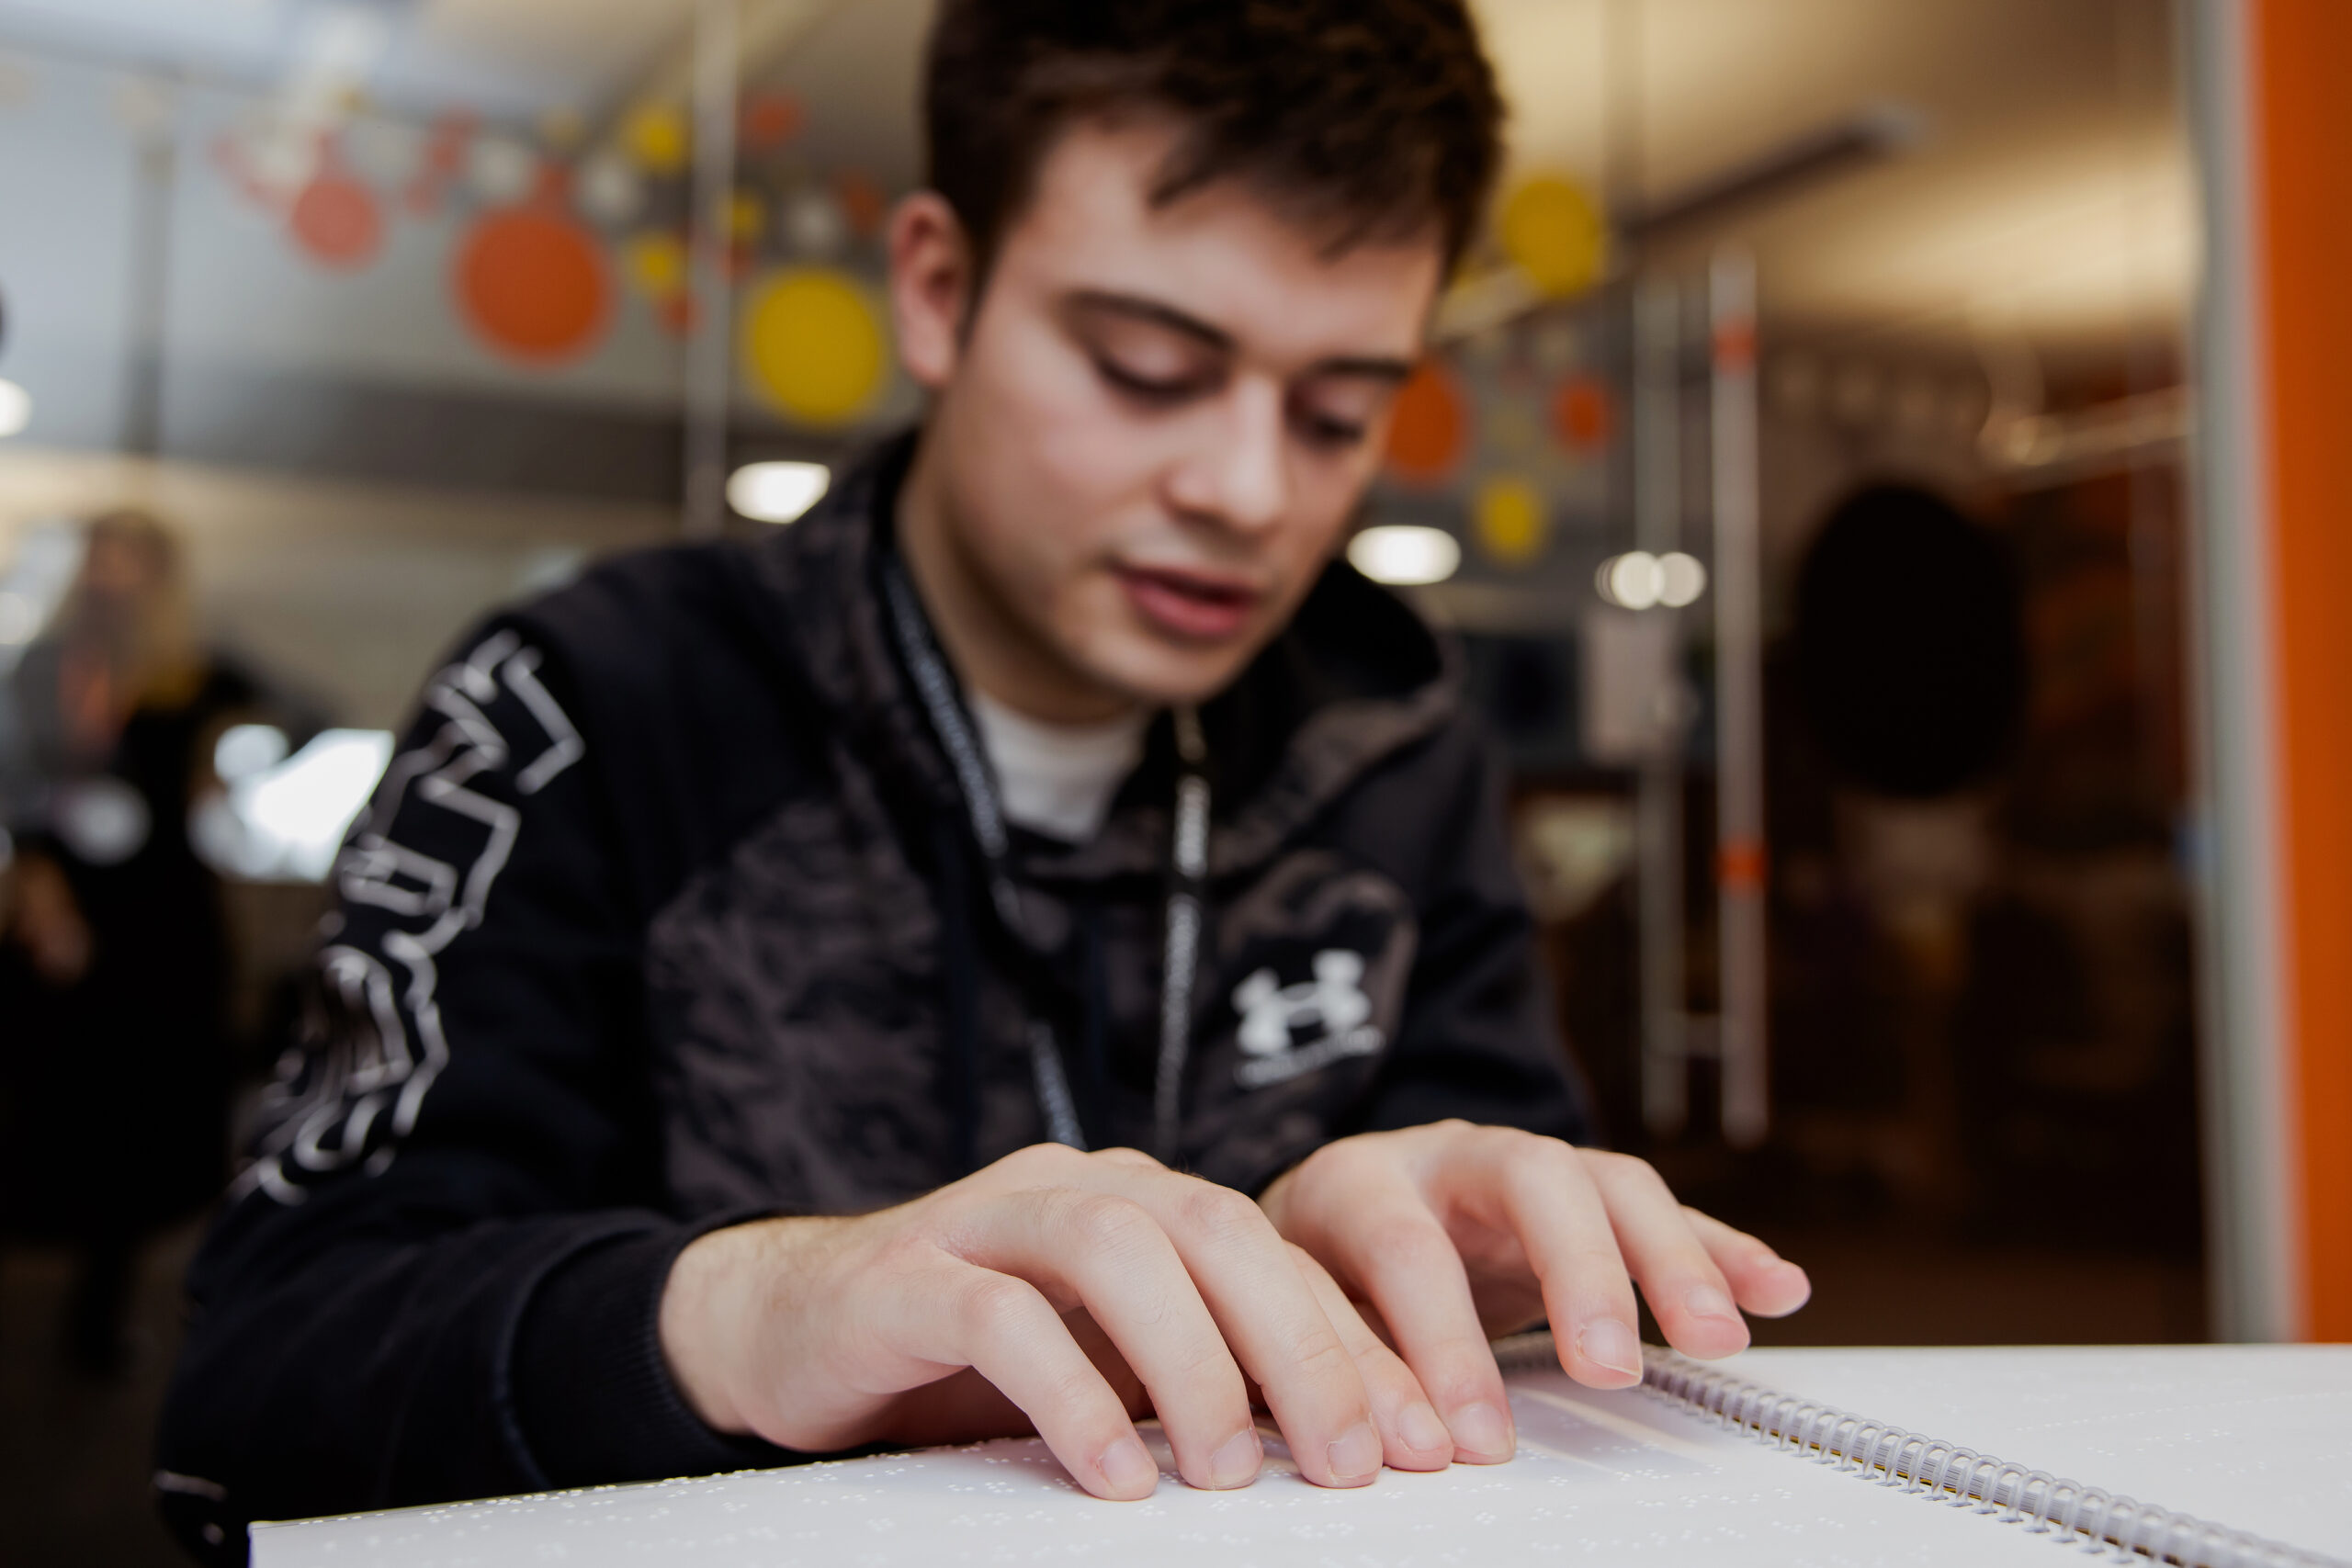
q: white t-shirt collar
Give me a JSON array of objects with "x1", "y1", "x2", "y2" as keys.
[{"x1": 966, "y1": 690, "x2": 1151, "y2": 846}]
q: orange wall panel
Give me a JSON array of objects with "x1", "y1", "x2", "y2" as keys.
[{"x1": 2256, "y1": 0, "x2": 2352, "y2": 1340}]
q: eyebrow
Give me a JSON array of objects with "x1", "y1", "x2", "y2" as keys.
[{"x1": 1066, "y1": 288, "x2": 1418, "y2": 384}]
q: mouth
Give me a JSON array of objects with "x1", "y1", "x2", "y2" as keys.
[{"x1": 1113, "y1": 563, "x2": 1265, "y2": 642}]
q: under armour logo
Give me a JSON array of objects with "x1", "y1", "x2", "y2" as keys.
[{"x1": 1231, "y1": 949, "x2": 1384, "y2": 1088}]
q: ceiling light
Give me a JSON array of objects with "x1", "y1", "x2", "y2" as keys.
[
  {"x1": 1657, "y1": 551, "x2": 1708, "y2": 607},
  {"x1": 727, "y1": 460, "x2": 830, "y2": 524},
  {"x1": 1597, "y1": 551, "x2": 1664, "y2": 610},
  {"x1": 0, "y1": 378, "x2": 29, "y2": 437},
  {"x1": 1349, "y1": 525, "x2": 1461, "y2": 586}
]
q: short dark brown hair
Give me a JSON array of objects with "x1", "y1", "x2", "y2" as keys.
[{"x1": 923, "y1": 0, "x2": 1503, "y2": 284}]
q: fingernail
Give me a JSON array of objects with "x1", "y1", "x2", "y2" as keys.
[
  {"x1": 1099, "y1": 1435, "x2": 1159, "y2": 1495},
  {"x1": 1577, "y1": 1318, "x2": 1643, "y2": 1378},
  {"x1": 1447, "y1": 1401, "x2": 1512, "y2": 1459},
  {"x1": 1327, "y1": 1420, "x2": 1383, "y2": 1482},
  {"x1": 1685, "y1": 1284, "x2": 1738, "y2": 1321},
  {"x1": 1208, "y1": 1427, "x2": 1261, "y2": 1490},
  {"x1": 1397, "y1": 1402, "x2": 1452, "y2": 1454}
]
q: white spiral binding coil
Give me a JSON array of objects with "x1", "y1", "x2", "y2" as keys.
[{"x1": 1489, "y1": 1333, "x2": 2346, "y2": 1568}]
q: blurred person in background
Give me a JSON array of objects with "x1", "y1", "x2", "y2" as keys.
[{"x1": 0, "y1": 510, "x2": 248, "y2": 1375}]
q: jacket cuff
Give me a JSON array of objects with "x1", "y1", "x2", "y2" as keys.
[{"x1": 508, "y1": 1214, "x2": 792, "y2": 1488}]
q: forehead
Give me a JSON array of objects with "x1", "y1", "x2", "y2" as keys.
[{"x1": 991, "y1": 118, "x2": 1443, "y2": 366}]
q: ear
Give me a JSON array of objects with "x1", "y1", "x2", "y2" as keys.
[{"x1": 888, "y1": 190, "x2": 973, "y2": 392}]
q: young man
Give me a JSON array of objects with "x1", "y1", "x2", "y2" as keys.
[{"x1": 158, "y1": 0, "x2": 1808, "y2": 1553}]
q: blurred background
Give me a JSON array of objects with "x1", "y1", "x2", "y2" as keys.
[{"x1": 0, "y1": 0, "x2": 2342, "y2": 1562}]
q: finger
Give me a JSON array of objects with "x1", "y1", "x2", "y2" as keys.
[
  {"x1": 956, "y1": 1190, "x2": 1262, "y2": 1491},
  {"x1": 1682, "y1": 1208, "x2": 1812, "y2": 1317},
  {"x1": 1112, "y1": 1169, "x2": 1383, "y2": 1489},
  {"x1": 910, "y1": 1261, "x2": 1161, "y2": 1500},
  {"x1": 1287, "y1": 1245, "x2": 1455, "y2": 1471},
  {"x1": 1294, "y1": 1159, "x2": 1520, "y2": 1461},
  {"x1": 1585, "y1": 1156, "x2": 1749, "y2": 1359},
  {"x1": 1474, "y1": 1136, "x2": 1650, "y2": 1392}
]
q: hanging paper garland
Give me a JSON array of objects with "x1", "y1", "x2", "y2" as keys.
[
  {"x1": 1384, "y1": 361, "x2": 1467, "y2": 486},
  {"x1": 288, "y1": 141, "x2": 384, "y2": 271},
  {"x1": 623, "y1": 104, "x2": 689, "y2": 175},
  {"x1": 724, "y1": 190, "x2": 766, "y2": 246},
  {"x1": 623, "y1": 231, "x2": 687, "y2": 299},
  {"x1": 576, "y1": 151, "x2": 645, "y2": 226},
  {"x1": 833, "y1": 170, "x2": 887, "y2": 241},
  {"x1": 344, "y1": 116, "x2": 424, "y2": 190},
  {"x1": 741, "y1": 266, "x2": 886, "y2": 426},
  {"x1": 1500, "y1": 175, "x2": 1606, "y2": 299},
  {"x1": 1473, "y1": 475, "x2": 1547, "y2": 565},
  {"x1": 740, "y1": 91, "x2": 803, "y2": 153},
  {"x1": 456, "y1": 202, "x2": 611, "y2": 364},
  {"x1": 404, "y1": 112, "x2": 473, "y2": 216},
  {"x1": 466, "y1": 134, "x2": 538, "y2": 205},
  {"x1": 1551, "y1": 375, "x2": 1613, "y2": 453},
  {"x1": 783, "y1": 187, "x2": 847, "y2": 259}
]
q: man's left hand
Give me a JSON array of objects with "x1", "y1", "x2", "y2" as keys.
[{"x1": 1258, "y1": 1121, "x2": 1812, "y2": 1463}]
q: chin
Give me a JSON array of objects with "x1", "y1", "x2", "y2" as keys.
[{"x1": 1080, "y1": 634, "x2": 1256, "y2": 709}]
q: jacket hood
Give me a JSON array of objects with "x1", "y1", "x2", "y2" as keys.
[{"x1": 740, "y1": 429, "x2": 1464, "y2": 884}]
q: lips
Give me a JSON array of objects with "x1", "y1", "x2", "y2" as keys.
[{"x1": 1114, "y1": 563, "x2": 1264, "y2": 641}]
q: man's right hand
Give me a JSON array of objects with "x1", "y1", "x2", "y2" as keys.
[{"x1": 658, "y1": 1144, "x2": 1455, "y2": 1499}]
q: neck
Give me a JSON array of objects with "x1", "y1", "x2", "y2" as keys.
[{"x1": 896, "y1": 428, "x2": 1141, "y2": 727}]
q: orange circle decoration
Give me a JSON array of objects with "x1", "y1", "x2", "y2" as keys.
[
  {"x1": 1384, "y1": 362, "x2": 1467, "y2": 486},
  {"x1": 1552, "y1": 376, "x2": 1614, "y2": 453},
  {"x1": 455, "y1": 207, "x2": 611, "y2": 365},
  {"x1": 290, "y1": 171, "x2": 382, "y2": 269}
]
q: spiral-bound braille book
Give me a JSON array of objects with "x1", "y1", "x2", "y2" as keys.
[{"x1": 252, "y1": 1337, "x2": 2352, "y2": 1566}]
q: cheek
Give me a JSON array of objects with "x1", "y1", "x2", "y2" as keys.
[
  {"x1": 956, "y1": 317, "x2": 1159, "y2": 570},
  {"x1": 1272, "y1": 463, "x2": 1369, "y2": 572}
]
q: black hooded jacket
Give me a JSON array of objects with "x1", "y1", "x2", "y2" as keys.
[{"x1": 154, "y1": 434, "x2": 1588, "y2": 1555}]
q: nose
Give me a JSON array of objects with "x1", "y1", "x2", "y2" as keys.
[{"x1": 1167, "y1": 376, "x2": 1289, "y2": 534}]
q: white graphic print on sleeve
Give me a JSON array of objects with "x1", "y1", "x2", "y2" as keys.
[{"x1": 233, "y1": 631, "x2": 583, "y2": 1206}]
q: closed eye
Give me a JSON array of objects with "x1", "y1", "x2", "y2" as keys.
[
  {"x1": 1293, "y1": 411, "x2": 1368, "y2": 450},
  {"x1": 1094, "y1": 355, "x2": 1216, "y2": 406}
]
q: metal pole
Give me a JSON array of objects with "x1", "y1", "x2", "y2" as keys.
[
  {"x1": 1634, "y1": 274, "x2": 1687, "y2": 1137},
  {"x1": 122, "y1": 86, "x2": 179, "y2": 458},
  {"x1": 2180, "y1": 0, "x2": 2300, "y2": 1342},
  {"x1": 681, "y1": 0, "x2": 740, "y2": 539},
  {"x1": 1709, "y1": 248, "x2": 1768, "y2": 1149}
]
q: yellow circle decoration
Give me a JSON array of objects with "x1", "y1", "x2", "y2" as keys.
[
  {"x1": 1474, "y1": 475, "x2": 1548, "y2": 566},
  {"x1": 1499, "y1": 175, "x2": 1607, "y2": 299},
  {"x1": 623, "y1": 104, "x2": 689, "y2": 175},
  {"x1": 741, "y1": 267, "x2": 888, "y2": 426},
  {"x1": 623, "y1": 231, "x2": 686, "y2": 299}
]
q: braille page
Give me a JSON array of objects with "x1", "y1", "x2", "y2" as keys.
[
  {"x1": 250, "y1": 1364, "x2": 2064, "y2": 1568},
  {"x1": 1729, "y1": 1345, "x2": 2352, "y2": 1562}
]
